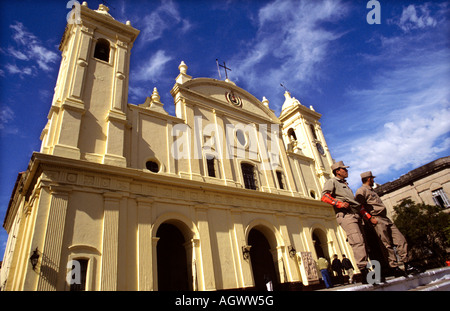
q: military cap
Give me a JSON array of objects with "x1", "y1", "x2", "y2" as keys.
[
  {"x1": 331, "y1": 161, "x2": 349, "y2": 171},
  {"x1": 360, "y1": 171, "x2": 376, "y2": 179}
]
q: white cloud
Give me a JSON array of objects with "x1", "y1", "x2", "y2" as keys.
[
  {"x1": 327, "y1": 3, "x2": 450, "y2": 185},
  {"x1": 31, "y1": 45, "x2": 59, "y2": 71},
  {"x1": 230, "y1": 0, "x2": 349, "y2": 110},
  {"x1": 344, "y1": 109, "x2": 450, "y2": 189},
  {"x1": 128, "y1": 86, "x2": 148, "y2": 103},
  {"x1": 392, "y1": 3, "x2": 448, "y2": 32},
  {"x1": 5, "y1": 63, "x2": 21, "y2": 75},
  {"x1": 333, "y1": 46, "x2": 450, "y2": 189},
  {"x1": 9, "y1": 21, "x2": 37, "y2": 45},
  {"x1": 139, "y1": 0, "x2": 191, "y2": 43},
  {"x1": 6, "y1": 21, "x2": 58, "y2": 73},
  {"x1": 5, "y1": 63, "x2": 34, "y2": 77},
  {"x1": 399, "y1": 4, "x2": 436, "y2": 30},
  {"x1": 133, "y1": 50, "x2": 173, "y2": 82},
  {"x1": 0, "y1": 106, "x2": 19, "y2": 135},
  {"x1": 7, "y1": 47, "x2": 28, "y2": 61},
  {"x1": 0, "y1": 106, "x2": 14, "y2": 128}
]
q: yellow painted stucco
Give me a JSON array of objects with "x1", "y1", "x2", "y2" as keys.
[{"x1": 1, "y1": 3, "x2": 356, "y2": 291}]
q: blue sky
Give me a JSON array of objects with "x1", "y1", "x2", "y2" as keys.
[{"x1": 0, "y1": 0, "x2": 449, "y2": 259}]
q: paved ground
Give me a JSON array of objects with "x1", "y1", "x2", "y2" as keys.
[{"x1": 316, "y1": 266, "x2": 450, "y2": 291}]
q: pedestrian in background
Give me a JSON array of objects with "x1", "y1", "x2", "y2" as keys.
[
  {"x1": 318, "y1": 257, "x2": 333, "y2": 289},
  {"x1": 342, "y1": 254, "x2": 355, "y2": 284},
  {"x1": 331, "y1": 254, "x2": 344, "y2": 284}
]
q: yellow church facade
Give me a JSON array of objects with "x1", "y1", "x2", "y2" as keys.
[{"x1": 1, "y1": 3, "x2": 356, "y2": 291}]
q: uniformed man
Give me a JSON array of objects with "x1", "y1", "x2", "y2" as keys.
[
  {"x1": 321, "y1": 161, "x2": 370, "y2": 283},
  {"x1": 355, "y1": 171, "x2": 421, "y2": 276}
]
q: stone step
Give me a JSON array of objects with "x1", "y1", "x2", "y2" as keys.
[
  {"x1": 320, "y1": 266, "x2": 450, "y2": 291},
  {"x1": 410, "y1": 276, "x2": 450, "y2": 291}
]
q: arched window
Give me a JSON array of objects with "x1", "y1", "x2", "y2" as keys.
[
  {"x1": 68, "y1": 258, "x2": 89, "y2": 291},
  {"x1": 287, "y1": 128, "x2": 297, "y2": 141},
  {"x1": 309, "y1": 124, "x2": 318, "y2": 140},
  {"x1": 241, "y1": 163, "x2": 257, "y2": 190},
  {"x1": 94, "y1": 38, "x2": 110, "y2": 62},
  {"x1": 276, "y1": 171, "x2": 285, "y2": 190},
  {"x1": 206, "y1": 156, "x2": 216, "y2": 177}
]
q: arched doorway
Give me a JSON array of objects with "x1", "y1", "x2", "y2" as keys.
[
  {"x1": 312, "y1": 229, "x2": 329, "y2": 260},
  {"x1": 248, "y1": 228, "x2": 279, "y2": 290},
  {"x1": 156, "y1": 223, "x2": 190, "y2": 290}
]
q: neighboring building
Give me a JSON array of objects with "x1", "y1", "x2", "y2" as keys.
[
  {"x1": 375, "y1": 156, "x2": 450, "y2": 219},
  {"x1": 1, "y1": 3, "x2": 353, "y2": 291}
]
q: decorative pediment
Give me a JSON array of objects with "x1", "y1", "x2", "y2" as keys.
[
  {"x1": 173, "y1": 77, "x2": 278, "y2": 123},
  {"x1": 170, "y1": 61, "x2": 277, "y2": 122}
]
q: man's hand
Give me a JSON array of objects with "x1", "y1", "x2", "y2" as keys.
[
  {"x1": 336, "y1": 201, "x2": 350, "y2": 209},
  {"x1": 370, "y1": 216, "x2": 378, "y2": 225}
]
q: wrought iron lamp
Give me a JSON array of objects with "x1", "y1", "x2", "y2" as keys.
[
  {"x1": 288, "y1": 245, "x2": 297, "y2": 258},
  {"x1": 242, "y1": 245, "x2": 252, "y2": 261}
]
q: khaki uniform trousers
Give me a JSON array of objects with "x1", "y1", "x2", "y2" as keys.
[
  {"x1": 372, "y1": 216, "x2": 409, "y2": 268},
  {"x1": 336, "y1": 213, "x2": 368, "y2": 270}
]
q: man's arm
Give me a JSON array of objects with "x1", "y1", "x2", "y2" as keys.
[
  {"x1": 321, "y1": 179, "x2": 350, "y2": 209},
  {"x1": 321, "y1": 192, "x2": 349, "y2": 209},
  {"x1": 355, "y1": 190, "x2": 377, "y2": 224}
]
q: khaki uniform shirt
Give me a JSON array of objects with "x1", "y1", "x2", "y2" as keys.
[
  {"x1": 322, "y1": 177, "x2": 360, "y2": 215},
  {"x1": 354, "y1": 184, "x2": 387, "y2": 217}
]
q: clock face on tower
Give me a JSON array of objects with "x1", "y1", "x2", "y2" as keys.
[{"x1": 316, "y1": 143, "x2": 325, "y2": 155}]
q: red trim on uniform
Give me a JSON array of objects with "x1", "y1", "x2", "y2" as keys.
[
  {"x1": 321, "y1": 193, "x2": 345, "y2": 208},
  {"x1": 359, "y1": 205, "x2": 372, "y2": 220}
]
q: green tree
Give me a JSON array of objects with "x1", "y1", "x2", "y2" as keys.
[{"x1": 393, "y1": 199, "x2": 450, "y2": 267}]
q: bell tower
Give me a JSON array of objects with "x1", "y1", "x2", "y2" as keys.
[
  {"x1": 279, "y1": 91, "x2": 334, "y2": 185},
  {"x1": 40, "y1": 3, "x2": 139, "y2": 167}
]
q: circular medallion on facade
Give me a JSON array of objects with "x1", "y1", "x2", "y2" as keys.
[{"x1": 225, "y1": 92, "x2": 242, "y2": 107}]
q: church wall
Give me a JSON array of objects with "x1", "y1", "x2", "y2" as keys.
[
  {"x1": 128, "y1": 96, "x2": 290, "y2": 194},
  {"x1": 67, "y1": 192, "x2": 104, "y2": 249},
  {"x1": 78, "y1": 58, "x2": 112, "y2": 158},
  {"x1": 287, "y1": 156, "x2": 306, "y2": 196},
  {"x1": 299, "y1": 159, "x2": 321, "y2": 199},
  {"x1": 1, "y1": 4, "x2": 356, "y2": 292},
  {"x1": 3, "y1": 153, "x2": 349, "y2": 291},
  {"x1": 138, "y1": 114, "x2": 170, "y2": 171},
  {"x1": 207, "y1": 208, "x2": 238, "y2": 289},
  {"x1": 287, "y1": 155, "x2": 322, "y2": 199}
]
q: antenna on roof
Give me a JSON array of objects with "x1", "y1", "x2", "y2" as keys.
[
  {"x1": 216, "y1": 59, "x2": 222, "y2": 80},
  {"x1": 101, "y1": 0, "x2": 115, "y2": 10},
  {"x1": 280, "y1": 83, "x2": 290, "y2": 93}
]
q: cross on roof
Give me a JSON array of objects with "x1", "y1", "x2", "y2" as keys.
[{"x1": 219, "y1": 61, "x2": 232, "y2": 80}]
